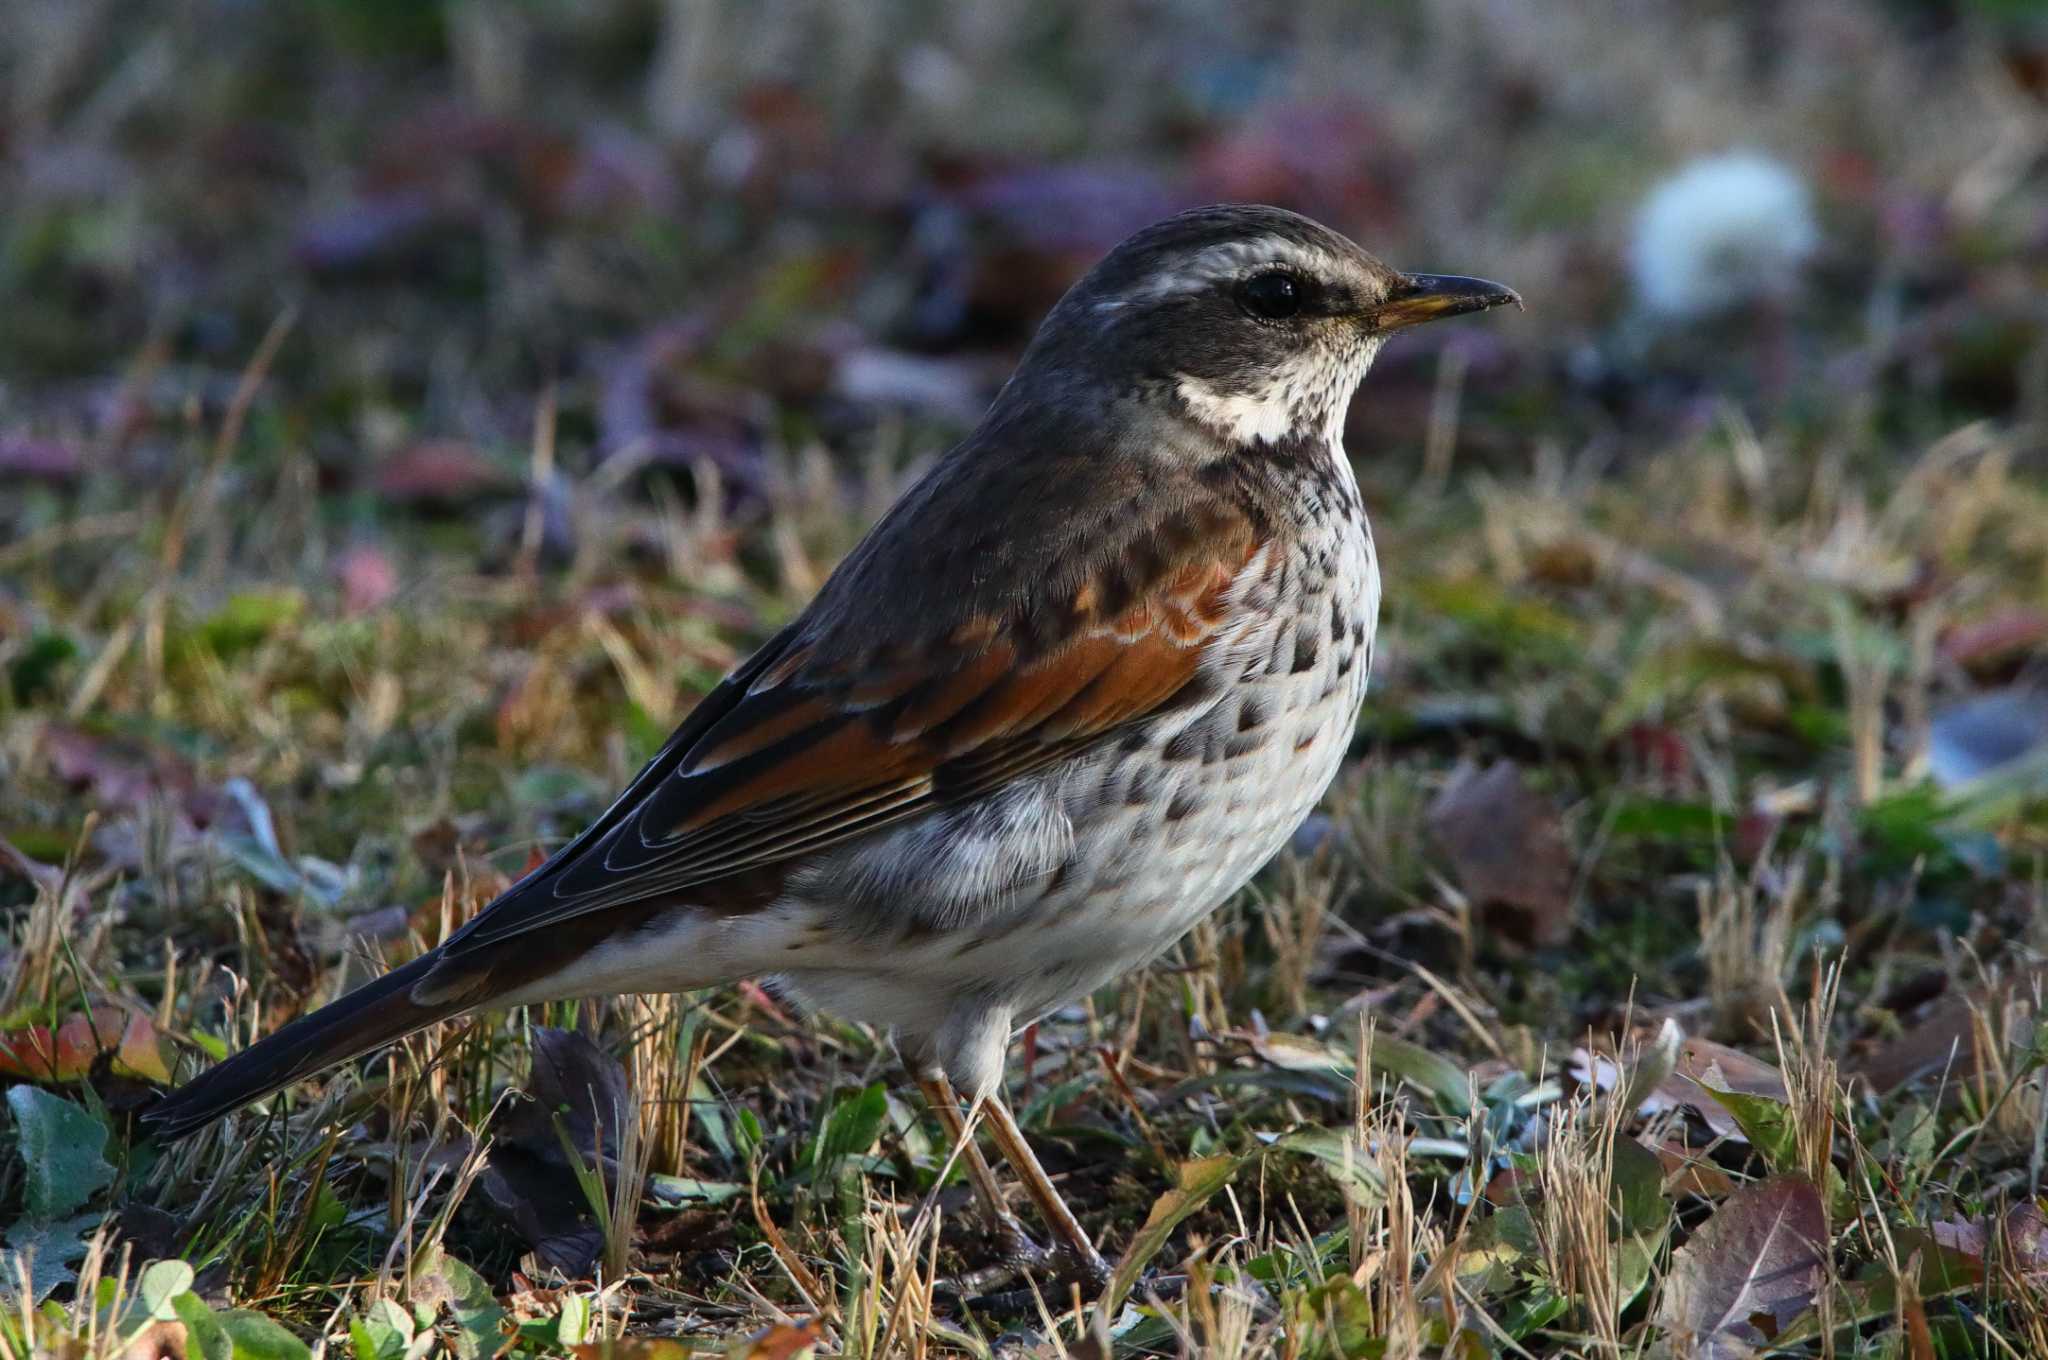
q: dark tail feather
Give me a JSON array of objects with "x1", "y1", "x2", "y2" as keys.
[{"x1": 144, "y1": 951, "x2": 464, "y2": 1140}]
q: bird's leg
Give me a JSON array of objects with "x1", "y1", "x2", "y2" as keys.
[
  {"x1": 916, "y1": 1072, "x2": 1050, "y2": 1269},
  {"x1": 977, "y1": 1090, "x2": 1112, "y2": 1295}
]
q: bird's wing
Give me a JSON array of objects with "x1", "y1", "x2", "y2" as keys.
[{"x1": 439, "y1": 492, "x2": 1269, "y2": 958}]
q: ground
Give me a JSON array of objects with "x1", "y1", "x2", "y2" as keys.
[{"x1": 4, "y1": 2, "x2": 2048, "y2": 1356}]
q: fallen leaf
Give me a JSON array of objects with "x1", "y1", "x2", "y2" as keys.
[
  {"x1": 1632, "y1": 1036, "x2": 1789, "y2": 1142},
  {"x1": 1900, "y1": 1287, "x2": 1934, "y2": 1360},
  {"x1": 1658, "y1": 1175, "x2": 1826, "y2": 1357},
  {"x1": 8, "y1": 1084, "x2": 117, "y2": 1219},
  {"x1": 567, "y1": 1342, "x2": 694, "y2": 1360},
  {"x1": 42, "y1": 723, "x2": 200, "y2": 817},
  {"x1": 1646, "y1": 1139, "x2": 1736, "y2": 1201},
  {"x1": 1939, "y1": 610, "x2": 2048, "y2": 671},
  {"x1": 1612, "y1": 1134, "x2": 1676, "y2": 1237},
  {"x1": 1852, "y1": 966, "x2": 2048, "y2": 1095},
  {"x1": 720, "y1": 1319, "x2": 815, "y2": 1360},
  {"x1": 727, "y1": 1319, "x2": 824, "y2": 1360},
  {"x1": 4, "y1": 1211, "x2": 103, "y2": 1303},
  {"x1": 107, "y1": 1203, "x2": 183, "y2": 1266},
  {"x1": 1106, "y1": 1154, "x2": 1244, "y2": 1309},
  {"x1": 476, "y1": 1027, "x2": 631, "y2": 1277},
  {"x1": 0, "y1": 1006, "x2": 176, "y2": 1084},
  {"x1": 1854, "y1": 1006, "x2": 1976, "y2": 1095},
  {"x1": 1427, "y1": 759, "x2": 1574, "y2": 947},
  {"x1": 118, "y1": 1319, "x2": 188, "y2": 1360},
  {"x1": 372, "y1": 441, "x2": 514, "y2": 507},
  {"x1": 1455, "y1": 1203, "x2": 1540, "y2": 1297},
  {"x1": 1773, "y1": 1226, "x2": 1987, "y2": 1346},
  {"x1": 1679, "y1": 1037, "x2": 1790, "y2": 1102},
  {"x1": 595, "y1": 321, "x2": 768, "y2": 493},
  {"x1": 1928, "y1": 1202, "x2": 2048, "y2": 1276},
  {"x1": 408, "y1": 1245, "x2": 508, "y2": 1360},
  {"x1": 1241, "y1": 1025, "x2": 1472, "y2": 1115},
  {"x1": 1566, "y1": 1025, "x2": 1754, "y2": 1139},
  {"x1": 557, "y1": 125, "x2": 677, "y2": 218}
]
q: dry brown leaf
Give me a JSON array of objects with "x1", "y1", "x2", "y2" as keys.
[
  {"x1": 1929, "y1": 1202, "x2": 2048, "y2": 1276},
  {"x1": 476, "y1": 1027, "x2": 632, "y2": 1277},
  {"x1": 730, "y1": 1320, "x2": 825, "y2": 1360},
  {"x1": 120, "y1": 1320, "x2": 188, "y2": 1360},
  {"x1": 0, "y1": 1005, "x2": 177, "y2": 1084},
  {"x1": 1658, "y1": 1175, "x2": 1826, "y2": 1357},
  {"x1": 1426, "y1": 759, "x2": 1573, "y2": 947},
  {"x1": 1855, "y1": 1007, "x2": 1977, "y2": 1095},
  {"x1": 1854, "y1": 966, "x2": 2048, "y2": 1095},
  {"x1": 1654, "y1": 1036, "x2": 1790, "y2": 1142},
  {"x1": 568, "y1": 1341, "x2": 695, "y2": 1360},
  {"x1": 372, "y1": 440, "x2": 514, "y2": 506},
  {"x1": 1645, "y1": 1138, "x2": 1736, "y2": 1201},
  {"x1": 1941, "y1": 609, "x2": 2048, "y2": 671},
  {"x1": 1569, "y1": 1033, "x2": 1777, "y2": 1142}
]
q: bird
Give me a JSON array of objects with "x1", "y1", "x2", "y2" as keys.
[{"x1": 145, "y1": 204, "x2": 1518, "y2": 1290}]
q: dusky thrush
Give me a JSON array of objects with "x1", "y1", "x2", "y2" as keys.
[{"x1": 147, "y1": 203, "x2": 1519, "y2": 1289}]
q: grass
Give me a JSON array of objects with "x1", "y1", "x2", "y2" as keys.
[{"x1": 6, "y1": 1, "x2": 2048, "y2": 1356}]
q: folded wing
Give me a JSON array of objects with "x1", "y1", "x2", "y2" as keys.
[{"x1": 439, "y1": 503, "x2": 1267, "y2": 955}]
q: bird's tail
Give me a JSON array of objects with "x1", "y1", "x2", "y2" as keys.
[{"x1": 144, "y1": 951, "x2": 466, "y2": 1141}]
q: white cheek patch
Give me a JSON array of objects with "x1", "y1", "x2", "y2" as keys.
[
  {"x1": 1176, "y1": 337, "x2": 1385, "y2": 448},
  {"x1": 1176, "y1": 373, "x2": 1297, "y2": 446}
]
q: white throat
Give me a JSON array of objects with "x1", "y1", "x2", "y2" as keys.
[{"x1": 1174, "y1": 336, "x2": 1383, "y2": 450}]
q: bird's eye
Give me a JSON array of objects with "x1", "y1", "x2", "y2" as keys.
[{"x1": 1237, "y1": 270, "x2": 1305, "y2": 321}]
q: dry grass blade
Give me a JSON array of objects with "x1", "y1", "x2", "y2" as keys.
[{"x1": 1533, "y1": 1089, "x2": 1627, "y2": 1357}]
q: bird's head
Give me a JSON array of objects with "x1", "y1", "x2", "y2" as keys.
[{"x1": 1001, "y1": 204, "x2": 1520, "y2": 452}]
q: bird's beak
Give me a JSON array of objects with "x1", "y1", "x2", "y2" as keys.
[{"x1": 1368, "y1": 273, "x2": 1523, "y2": 331}]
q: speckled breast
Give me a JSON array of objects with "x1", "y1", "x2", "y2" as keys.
[{"x1": 966, "y1": 485, "x2": 1380, "y2": 1021}]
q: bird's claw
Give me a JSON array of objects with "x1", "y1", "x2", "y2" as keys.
[
  {"x1": 987, "y1": 1211, "x2": 1053, "y2": 1272},
  {"x1": 1051, "y1": 1241, "x2": 1113, "y2": 1298}
]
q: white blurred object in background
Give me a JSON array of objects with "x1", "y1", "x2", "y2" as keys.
[{"x1": 1630, "y1": 152, "x2": 1818, "y2": 319}]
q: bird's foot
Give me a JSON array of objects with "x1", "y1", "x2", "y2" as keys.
[
  {"x1": 1051, "y1": 1239, "x2": 1113, "y2": 1298},
  {"x1": 986, "y1": 1209, "x2": 1054, "y2": 1272}
]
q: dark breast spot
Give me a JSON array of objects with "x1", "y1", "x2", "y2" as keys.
[
  {"x1": 1163, "y1": 725, "x2": 1205, "y2": 763},
  {"x1": 1291, "y1": 627, "x2": 1321, "y2": 674},
  {"x1": 1223, "y1": 731, "x2": 1266, "y2": 760}
]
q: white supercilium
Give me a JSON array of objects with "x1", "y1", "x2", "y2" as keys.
[{"x1": 1629, "y1": 152, "x2": 1818, "y2": 318}]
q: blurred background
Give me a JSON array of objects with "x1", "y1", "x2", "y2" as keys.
[
  {"x1": 9, "y1": 1, "x2": 2048, "y2": 1346},
  {"x1": 4, "y1": 0, "x2": 2045, "y2": 525}
]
